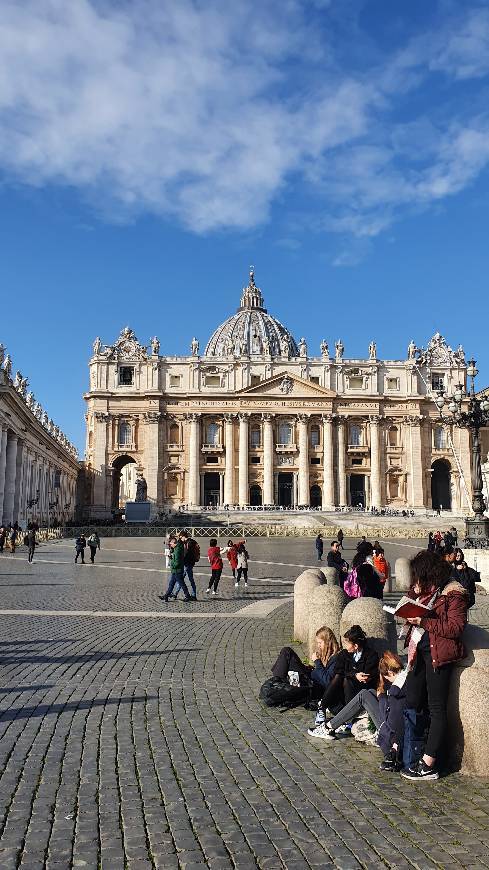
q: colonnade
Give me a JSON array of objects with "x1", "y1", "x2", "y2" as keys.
[
  {"x1": 0, "y1": 422, "x2": 77, "y2": 527},
  {"x1": 184, "y1": 412, "x2": 392, "y2": 509}
]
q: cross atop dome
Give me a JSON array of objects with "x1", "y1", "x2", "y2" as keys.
[{"x1": 240, "y1": 266, "x2": 266, "y2": 312}]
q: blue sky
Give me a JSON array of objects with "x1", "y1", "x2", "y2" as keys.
[{"x1": 1, "y1": 0, "x2": 489, "y2": 454}]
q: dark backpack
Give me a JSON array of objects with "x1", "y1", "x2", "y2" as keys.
[
  {"x1": 188, "y1": 539, "x2": 200, "y2": 564},
  {"x1": 259, "y1": 677, "x2": 309, "y2": 709}
]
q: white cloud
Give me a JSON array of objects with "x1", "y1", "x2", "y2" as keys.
[{"x1": 1, "y1": 0, "x2": 489, "y2": 252}]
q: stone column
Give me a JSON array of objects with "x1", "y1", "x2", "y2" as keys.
[
  {"x1": 188, "y1": 413, "x2": 201, "y2": 507},
  {"x1": 143, "y1": 411, "x2": 161, "y2": 514},
  {"x1": 369, "y1": 415, "x2": 382, "y2": 509},
  {"x1": 3, "y1": 434, "x2": 18, "y2": 524},
  {"x1": 0, "y1": 425, "x2": 8, "y2": 522},
  {"x1": 297, "y1": 414, "x2": 310, "y2": 506},
  {"x1": 262, "y1": 414, "x2": 274, "y2": 505},
  {"x1": 337, "y1": 419, "x2": 347, "y2": 506},
  {"x1": 407, "y1": 415, "x2": 425, "y2": 509},
  {"x1": 322, "y1": 414, "x2": 335, "y2": 509},
  {"x1": 224, "y1": 414, "x2": 235, "y2": 505},
  {"x1": 93, "y1": 412, "x2": 110, "y2": 514},
  {"x1": 13, "y1": 441, "x2": 26, "y2": 524},
  {"x1": 238, "y1": 413, "x2": 249, "y2": 506}
]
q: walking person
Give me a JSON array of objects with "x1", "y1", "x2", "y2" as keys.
[
  {"x1": 162, "y1": 536, "x2": 191, "y2": 602},
  {"x1": 235, "y1": 541, "x2": 249, "y2": 589},
  {"x1": 225, "y1": 540, "x2": 238, "y2": 579},
  {"x1": 74, "y1": 534, "x2": 86, "y2": 564},
  {"x1": 9, "y1": 525, "x2": 18, "y2": 554},
  {"x1": 315, "y1": 533, "x2": 324, "y2": 562},
  {"x1": 87, "y1": 531, "x2": 100, "y2": 563},
  {"x1": 337, "y1": 529, "x2": 344, "y2": 550},
  {"x1": 26, "y1": 526, "x2": 36, "y2": 563},
  {"x1": 206, "y1": 538, "x2": 223, "y2": 596},
  {"x1": 164, "y1": 537, "x2": 171, "y2": 569},
  {"x1": 0, "y1": 526, "x2": 5, "y2": 554},
  {"x1": 180, "y1": 530, "x2": 199, "y2": 600}
]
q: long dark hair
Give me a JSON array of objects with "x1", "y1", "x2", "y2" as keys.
[
  {"x1": 343, "y1": 625, "x2": 367, "y2": 647},
  {"x1": 409, "y1": 550, "x2": 451, "y2": 596}
]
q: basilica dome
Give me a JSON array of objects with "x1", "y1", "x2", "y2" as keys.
[{"x1": 204, "y1": 269, "x2": 298, "y2": 359}]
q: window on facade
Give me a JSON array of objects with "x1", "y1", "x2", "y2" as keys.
[
  {"x1": 167, "y1": 477, "x2": 178, "y2": 497},
  {"x1": 278, "y1": 422, "x2": 293, "y2": 445},
  {"x1": 386, "y1": 377, "x2": 400, "y2": 391},
  {"x1": 54, "y1": 470, "x2": 61, "y2": 489},
  {"x1": 168, "y1": 423, "x2": 180, "y2": 445},
  {"x1": 250, "y1": 375, "x2": 261, "y2": 386},
  {"x1": 348, "y1": 376, "x2": 364, "y2": 390},
  {"x1": 205, "y1": 375, "x2": 221, "y2": 387},
  {"x1": 119, "y1": 421, "x2": 132, "y2": 446},
  {"x1": 119, "y1": 366, "x2": 134, "y2": 386},
  {"x1": 169, "y1": 375, "x2": 181, "y2": 388},
  {"x1": 388, "y1": 426, "x2": 399, "y2": 447},
  {"x1": 205, "y1": 422, "x2": 219, "y2": 445},
  {"x1": 389, "y1": 476, "x2": 400, "y2": 499},
  {"x1": 351, "y1": 457, "x2": 363, "y2": 466},
  {"x1": 311, "y1": 457, "x2": 321, "y2": 465},
  {"x1": 206, "y1": 455, "x2": 219, "y2": 464},
  {"x1": 434, "y1": 426, "x2": 446, "y2": 449},
  {"x1": 250, "y1": 426, "x2": 261, "y2": 448},
  {"x1": 432, "y1": 373, "x2": 445, "y2": 392},
  {"x1": 251, "y1": 455, "x2": 260, "y2": 464},
  {"x1": 310, "y1": 376, "x2": 320, "y2": 384},
  {"x1": 349, "y1": 424, "x2": 362, "y2": 446},
  {"x1": 310, "y1": 425, "x2": 320, "y2": 447}
]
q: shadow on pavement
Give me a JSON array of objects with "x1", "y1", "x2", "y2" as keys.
[{"x1": 0, "y1": 695, "x2": 156, "y2": 721}]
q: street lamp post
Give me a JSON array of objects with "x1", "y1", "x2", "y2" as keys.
[{"x1": 435, "y1": 358, "x2": 489, "y2": 546}]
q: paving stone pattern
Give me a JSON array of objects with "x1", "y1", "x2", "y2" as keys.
[{"x1": 0, "y1": 539, "x2": 488, "y2": 869}]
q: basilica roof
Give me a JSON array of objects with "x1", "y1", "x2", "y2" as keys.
[{"x1": 204, "y1": 269, "x2": 299, "y2": 359}]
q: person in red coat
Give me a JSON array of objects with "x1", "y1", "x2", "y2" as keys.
[
  {"x1": 206, "y1": 538, "x2": 223, "y2": 596},
  {"x1": 400, "y1": 550, "x2": 469, "y2": 781},
  {"x1": 224, "y1": 539, "x2": 238, "y2": 579}
]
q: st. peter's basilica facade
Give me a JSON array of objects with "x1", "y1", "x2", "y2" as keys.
[{"x1": 83, "y1": 270, "x2": 474, "y2": 518}]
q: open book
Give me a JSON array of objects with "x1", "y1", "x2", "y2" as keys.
[{"x1": 383, "y1": 596, "x2": 435, "y2": 619}]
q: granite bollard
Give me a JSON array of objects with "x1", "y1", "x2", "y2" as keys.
[
  {"x1": 447, "y1": 624, "x2": 489, "y2": 776},
  {"x1": 307, "y1": 584, "x2": 348, "y2": 655},
  {"x1": 294, "y1": 569, "x2": 326, "y2": 642},
  {"x1": 340, "y1": 597, "x2": 397, "y2": 655},
  {"x1": 322, "y1": 566, "x2": 339, "y2": 586},
  {"x1": 394, "y1": 557, "x2": 412, "y2": 593}
]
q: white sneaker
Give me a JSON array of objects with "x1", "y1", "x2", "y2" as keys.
[
  {"x1": 234, "y1": 582, "x2": 239, "y2": 588},
  {"x1": 212, "y1": 590, "x2": 217, "y2": 595},
  {"x1": 307, "y1": 723, "x2": 335, "y2": 740},
  {"x1": 315, "y1": 704, "x2": 325, "y2": 727},
  {"x1": 206, "y1": 588, "x2": 211, "y2": 594},
  {"x1": 244, "y1": 582, "x2": 248, "y2": 588}
]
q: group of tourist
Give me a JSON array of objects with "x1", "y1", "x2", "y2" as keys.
[
  {"x1": 0, "y1": 522, "x2": 38, "y2": 562},
  {"x1": 315, "y1": 533, "x2": 390, "y2": 599},
  {"x1": 161, "y1": 531, "x2": 251, "y2": 602},
  {"x1": 268, "y1": 548, "x2": 471, "y2": 781},
  {"x1": 428, "y1": 527, "x2": 458, "y2": 553},
  {"x1": 74, "y1": 532, "x2": 101, "y2": 564}
]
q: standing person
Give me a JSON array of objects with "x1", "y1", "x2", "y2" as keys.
[
  {"x1": 236, "y1": 541, "x2": 249, "y2": 589},
  {"x1": 26, "y1": 526, "x2": 36, "y2": 563},
  {"x1": 372, "y1": 546, "x2": 389, "y2": 588},
  {"x1": 315, "y1": 533, "x2": 324, "y2": 562},
  {"x1": 206, "y1": 538, "x2": 223, "y2": 595},
  {"x1": 327, "y1": 541, "x2": 349, "y2": 586},
  {"x1": 344, "y1": 544, "x2": 383, "y2": 600},
  {"x1": 74, "y1": 534, "x2": 86, "y2": 564},
  {"x1": 224, "y1": 540, "x2": 238, "y2": 580},
  {"x1": 181, "y1": 530, "x2": 199, "y2": 600},
  {"x1": 400, "y1": 550, "x2": 469, "y2": 781},
  {"x1": 451, "y1": 547, "x2": 478, "y2": 609},
  {"x1": 433, "y1": 530, "x2": 442, "y2": 553},
  {"x1": 0, "y1": 526, "x2": 5, "y2": 554},
  {"x1": 162, "y1": 536, "x2": 191, "y2": 602},
  {"x1": 9, "y1": 525, "x2": 18, "y2": 554},
  {"x1": 337, "y1": 529, "x2": 344, "y2": 550},
  {"x1": 427, "y1": 532, "x2": 435, "y2": 552},
  {"x1": 87, "y1": 531, "x2": 100, "y2": 563}
]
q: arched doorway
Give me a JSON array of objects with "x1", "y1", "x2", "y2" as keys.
[
  {"x1": 310, "y1": 484, "x2": 322, "y2": 508},
  {"x1": 112, "y1": 455, "x2": 136, "y2": 510},
  {"x1": 249, "y1": 484, "x2": 262, "y2": 506},
  {"x1": 277, "y1": 472, "x2": 293, "y2": 508},
  {"x1": 431, "y1": 459, "x2": 451, "y2": 511}
]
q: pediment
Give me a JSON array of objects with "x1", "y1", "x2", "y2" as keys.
[{"x1": 238, "y1": 372, "x2": 336, "y2": 398}]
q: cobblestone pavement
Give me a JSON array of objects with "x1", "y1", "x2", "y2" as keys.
[{"x1": 0, "y1": 539, "x2": 488, "y2": 869}]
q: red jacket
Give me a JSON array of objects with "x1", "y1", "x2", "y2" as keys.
[
  {"x1": 208, "y1": 546, "x2": 223, "y2": 571},
  {"x1": 226, "y1": 546, "x2": 238, "y2": 570},
  {"x1": 418, "y1": 581, "x2": 468, "y2": 668}
]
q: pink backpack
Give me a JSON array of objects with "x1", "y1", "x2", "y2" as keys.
[{"x1": 344, "y1": 566, "x2": 362, "y2": 599}]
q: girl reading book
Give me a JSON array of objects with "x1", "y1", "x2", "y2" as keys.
[{"x1": 400, "y1": 550, "x2": 469, "y2": 781}]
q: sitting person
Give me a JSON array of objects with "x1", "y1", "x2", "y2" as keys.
[
  {"x1": 308, "y1": 625, "x2": 379, "y2": 739},
  {"x1": 271, "y1": 627, "x2": 340, "y2": 696},
  {"x1": 400, "y1": 550, "x2": 469, "y2": 781},
  {"x1": 308, "y1": 651, "x2": 407, "y2": 765},
  {"x1": 344, "y1": 545, "x2": 384, "y2": 600}
]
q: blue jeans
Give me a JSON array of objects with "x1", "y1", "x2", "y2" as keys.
[
  {"x1": 174, "y1": 565, "x2": 196, "y2": 597},
  {"x1": 165, "y1": 570, "x2": 189, "y2": 599}
]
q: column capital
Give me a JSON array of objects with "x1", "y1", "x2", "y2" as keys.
[
  {"x1": 185, "y1": 412, "x2": 201, "y2": 422},
  {"x1": 238, "y1": 412, "x2": 250, "y2": 422},
  {"x1": 369, "y1": 415, "x2": 383, "y2": 425},
  {"x1": 143, "y1": 411, "x2": 163, "y2": 423},
  {"x1": 406, "y1": 415, "x2": 424, "y2": 427},
  {"x1": 7, "y1": 432, "x2": 19, "y2": 443},
  {"x1": 297, "y1": 413, "x2": 310, "y2": 424},
  {"x1": 94, "y1": 412, "x2": 110, "y2": 422},
  {"x1": 261, "y1": 413, "x2": 274, "y2": 423},
  {"x1": 223, "y1": 413, "x2": 236, "y2": 423},
  {"x1": 321, "y1": 413, "x2": 335, "y2": 424}
]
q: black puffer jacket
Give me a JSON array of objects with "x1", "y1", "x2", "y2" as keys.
[{"x1": 333, "y1": 644, "x2": 379, "y2": 690}]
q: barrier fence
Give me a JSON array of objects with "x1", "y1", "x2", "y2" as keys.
[{"x1": 62, "y1": 524, "x2": 429, "y2": 540}]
